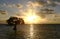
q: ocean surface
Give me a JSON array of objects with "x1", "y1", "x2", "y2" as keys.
[{"x1": 0, "y1": 24, "x2": 60, "y2": 39}]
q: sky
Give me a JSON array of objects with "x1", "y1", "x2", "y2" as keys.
[{"x1": 0, "y1": 0, "x2": 60, "y2": 23}]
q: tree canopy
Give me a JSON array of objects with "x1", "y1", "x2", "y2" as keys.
[{"x1": 7, "y1": 17, "x2": 25, "y2": 25}]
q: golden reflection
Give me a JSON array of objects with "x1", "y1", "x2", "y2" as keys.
[{"x1": 30, "y1": 24, "x2": 33, "y2": 38}]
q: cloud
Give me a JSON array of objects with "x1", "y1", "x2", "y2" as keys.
[
  {"x1": 37, "y1": 8, "x2": 54, "y2": 19},
  {"x1": 7, "y1": 4, "x2": 22, "y2": 8},
  {"x1": 46, "y1": 14, "x2": 60, "y2": 23},
  {"x1": 0, "y1": 10, "x2": 8, "y2": 15},
  {"x1": 47, "y1": 0, "x2": 52, "y2": 4},
  {"x1": 46, "y1": 0, "x2": 60, "y2": 7},
  {"x1": 3, "y1": 3, "x2": 7, "y2": 6},
  {"x1": 0, "y1": 3, "x2": 14, "y2": 8},
  {"x1": 54, "y1": 1, "x2": 60, "y2": 5},
  {"x1": 16, "y1": 4, "x2": 23, "y2": 9},
  {"x1": 0, "y1": 3, "x2": 22, "y2": 9},
  {"x1": 41, "y1": 8, "x2": 54, "y2": 13},
  {"x1": 27, "y1": 1, "x2": 43, "y2": 8},
  {"x1": 52, "y1": 0, "x2": 60, "y2": 2},
  {"x1": 35, "y1": 0, "x2": 46, "y2": 7},
  {"x1": 35, "y1": 0, "x2": 60, "y2": 7},
  {"x1": 0, "y1": 3, "x2": 6, "y2": 7},
  {"x1": 7, "y1": 4, "x2": 15, "y2": 8}
]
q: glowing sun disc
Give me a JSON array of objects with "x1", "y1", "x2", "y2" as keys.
[
  {"x1": 23, "y1": 14, "x2": 41, "y2": 24},
  {"x1": 26, "y1": 15, "x2": 36, "y2": 22}
]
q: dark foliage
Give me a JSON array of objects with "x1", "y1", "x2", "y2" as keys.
[{"x1": 7, "y1": 17, "x2": 25, "y2": 25}]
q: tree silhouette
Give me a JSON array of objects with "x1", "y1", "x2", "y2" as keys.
[{"x1": 7, "y1": 16, "x2": 25, "y2": 25}]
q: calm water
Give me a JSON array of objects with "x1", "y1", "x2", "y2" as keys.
[{"x1": 0, "y1": 24, "x2": 60, "y2": 39}]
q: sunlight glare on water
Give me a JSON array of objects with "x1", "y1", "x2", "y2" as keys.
[{"x1": 30, "y1": 24, "x2": 34, "y2": 38}]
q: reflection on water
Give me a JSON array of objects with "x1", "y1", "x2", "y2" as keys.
[
  {"x1": 16, "y1": 24, "x2": 34, "y2": 39},
  {"x1": 30, "y1": 24, "x2": 33, "y2": 39},
  {"x1": 0, "y1": 24, "x2": 60, "y2": 39},
  {"x1": 15, "y1": 24, "x2": 60, "y2": 39}
]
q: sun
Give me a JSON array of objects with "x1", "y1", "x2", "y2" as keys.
[
  {"x1": 19, "y1": 6, "x2": 44, "y2": 24},
  {"x1": 21, "y1": 8, "x2": 42, "y2": 24},
  {"x1": 26, "y1": 15, "x2": 36, "y2": 22},
  {"x1": 23, "y1": 13, "x2": 41, "y2": 24}
]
